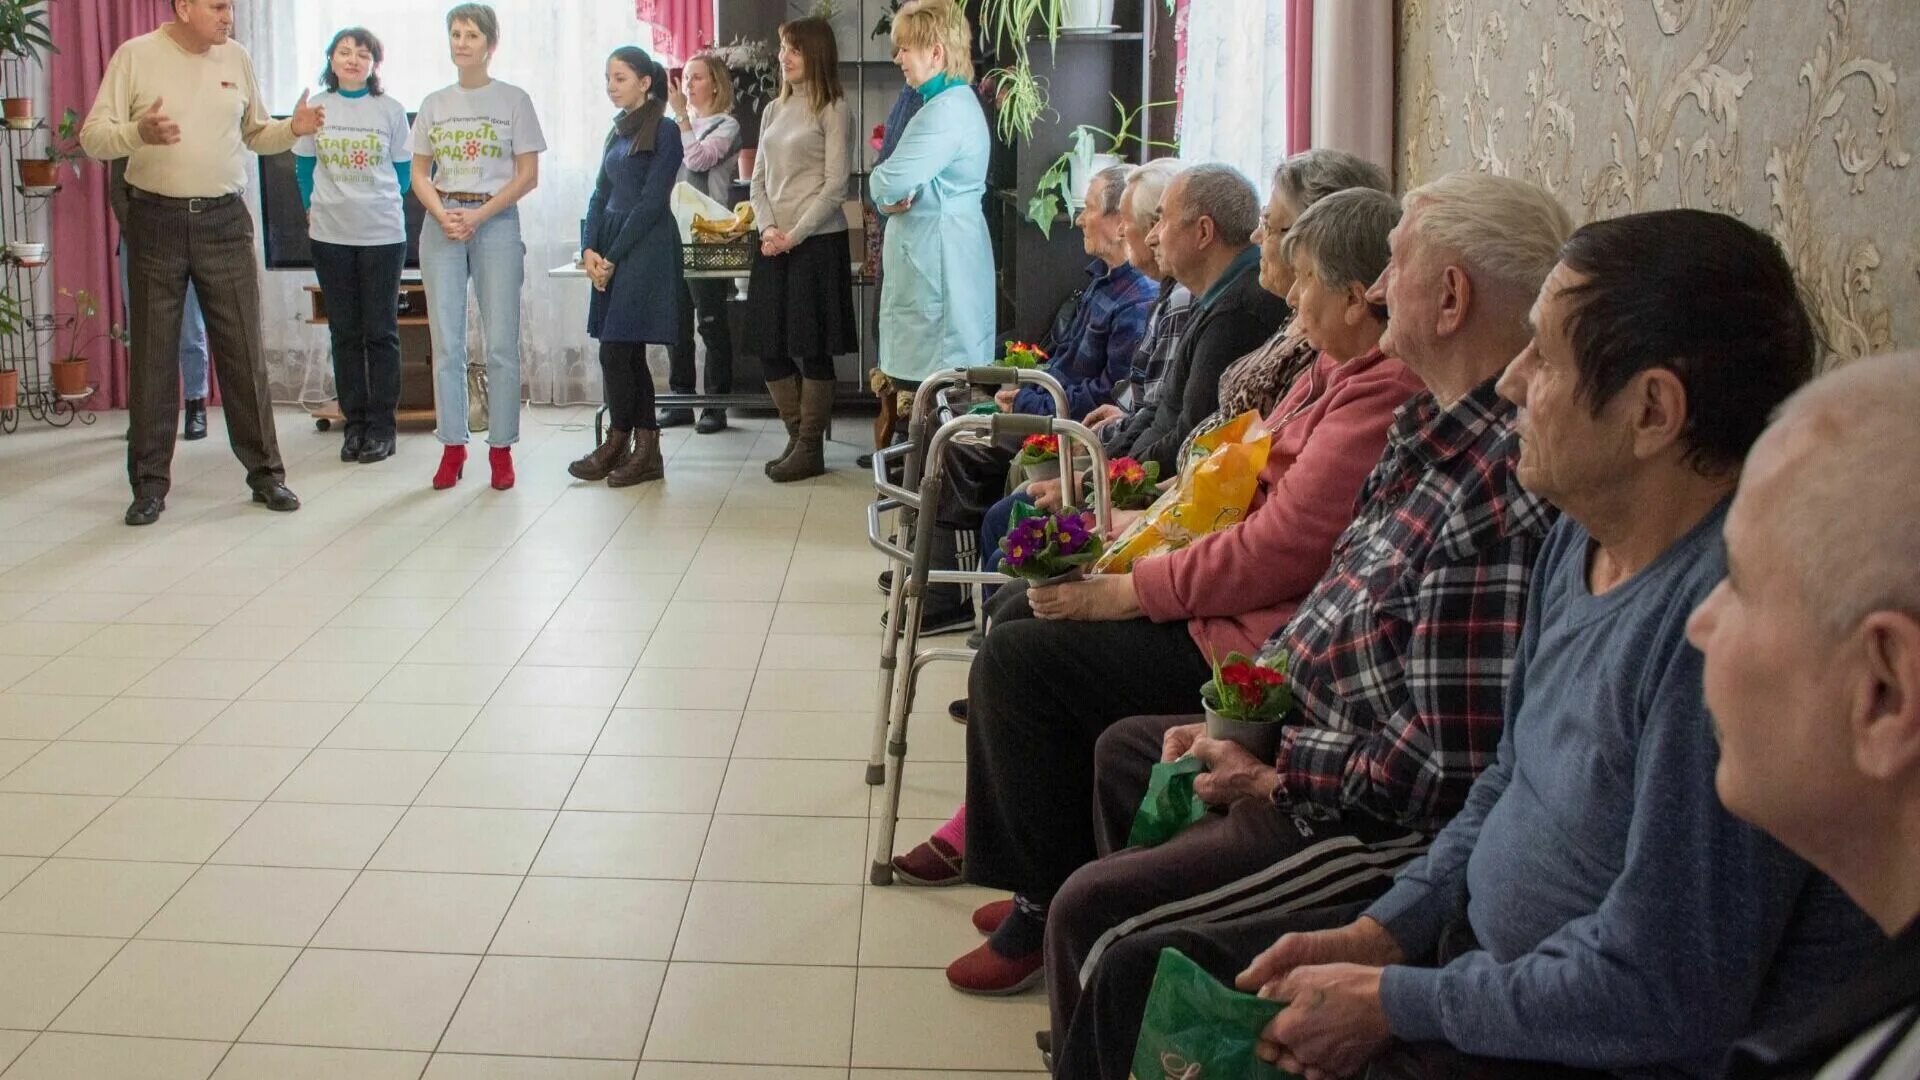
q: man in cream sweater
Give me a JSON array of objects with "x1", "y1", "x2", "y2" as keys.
[{"x1": 80, "y1": 0, "x2": 324, "y2": 526}]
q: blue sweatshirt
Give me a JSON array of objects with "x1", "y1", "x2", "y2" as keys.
[{"x1": 1365, "y1": 504, "x2": 1880, "y2": 1078}]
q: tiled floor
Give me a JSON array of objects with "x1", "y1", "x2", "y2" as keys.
[{"x1": 0, "y1": 406, "x2": 1042, "y2": 1079}]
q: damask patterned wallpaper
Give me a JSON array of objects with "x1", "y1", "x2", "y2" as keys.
[{"x1": 1395, "y1": 0, "x2": 1917, "y2": 365}]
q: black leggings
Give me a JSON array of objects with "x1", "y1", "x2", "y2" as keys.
[
  {"x1": 599, "y1": 341, "x2": 658, "y2": 431},
  {"x1": 760, "y1": 354, "x2": 835, "y2": 382}
]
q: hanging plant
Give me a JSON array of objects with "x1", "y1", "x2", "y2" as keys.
[{"x1": 977, "y1": 0, "x2": 1069, "y2": 145}]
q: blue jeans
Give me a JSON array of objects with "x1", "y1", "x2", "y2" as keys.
[
  {"x1": 420, "y1": 202, "x2": 524, "y2": 446},
  {"x1": 118, "y1": 239, "x2": 208, "y2": 399}
]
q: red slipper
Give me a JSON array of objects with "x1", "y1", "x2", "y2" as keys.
[
  {"x1": 947, "y1": 939, "x2": 1044, "y2": 995},
  {"x1": 972, "y1": 898, "x2": 1014, "y2": 935},
  {"x1": 891, "y1": 835, "x2": 964, "y2": 886}
]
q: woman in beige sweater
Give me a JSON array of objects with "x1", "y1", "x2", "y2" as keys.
[{"x1": 747, "y1": 16, "x2": 856, "y2": 483}]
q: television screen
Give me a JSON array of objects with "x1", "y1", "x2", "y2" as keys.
[{"x1": 257, "y1": 113, "x2": 427, "y2": 271}]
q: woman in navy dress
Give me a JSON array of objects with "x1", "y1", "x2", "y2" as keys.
[{"x1": 570, "y1": 45, "x2": 684, "y2": 486}]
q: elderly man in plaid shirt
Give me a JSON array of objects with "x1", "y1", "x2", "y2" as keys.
[{"x1": 1042, "y1": 173, "x2": 1573, "y2": 1079}]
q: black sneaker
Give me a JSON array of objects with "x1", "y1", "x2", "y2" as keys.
[
  {"x1": 658, "y1": 407, "x2": 695, "y2": 428},
  {"x1": 881, "y1": 601, "x2": 975, "y2": 636}
]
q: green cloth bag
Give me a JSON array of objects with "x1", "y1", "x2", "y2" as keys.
[
  {"x1": 1130, "y1": 947, "x2": 1298, "y2": 1080},
  {"x1": 1127, "y1": 756, "x2": 1210, "y2": 848}
]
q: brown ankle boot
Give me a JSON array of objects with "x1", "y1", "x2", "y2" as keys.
[
  {"x1": 568, "y1": 428, "x2": 630, "y2": 481},
  {"x1": 763, "y1": 375, "x2": 802, "y2": 476},
  {"x1": 768, "y1": 378, "x2": 833, "y2": 484},
  {"x1": 608, "y1": 428, "x2": 665, "y2": 487}
]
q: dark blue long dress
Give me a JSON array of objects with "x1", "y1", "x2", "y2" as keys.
[{"x1": 586, "y1": 106, "x2": 684, "y2": 345}]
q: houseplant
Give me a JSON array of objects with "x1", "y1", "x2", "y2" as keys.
[
  {"x1": 1199, "y1": 652, "x2": 1291, "y2": 760},
  {"x1": 712, "y1": 36, "x2": 779, "y2": 176},
  {"x1": 0, "y1": 291, "x2": 26, "y2": 411},
  {"x1": 0, "y1": 0, "x2": 54, "y2": 127},
  {"x1": 997, "y1": 502, "x2": 1104, "y2": 586},
  {"x1": 1014, "y1": 432, "x2": 1061, "y2": 481},
  {"x1": 1028, "y1": 95, "x2": 1177, "y2": 234},
  {"x1": 19, "y1": 109, "x2": 85, "y2": 188},
  {"x1": 52, "y1": 287, "x2": 125, "y2": 398}
]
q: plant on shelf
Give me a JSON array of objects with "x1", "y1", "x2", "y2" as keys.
[
  {"x1": 0, "y1": 291, "x2": 26, "y2": 411},
  {"x1": 1027, "y1": 95, "x2": 1177, "y2": 235},
  {"x1": 870, "y1": 0, "x2": 906, "y2": 39},
  {"x1": 712, "y1": 37, "x2": 779, "y2": 119},
  {"x1": 0, "y1": 0, "x2": 55, "y2": 66},
  {"x1": 19, "y1": 109, "x2": 86, "y2": 188},
  {"x1": 976, "y1": 0, "x2": 1069, "y2": 144},
  {"x1": 51, "y1": 287, "x2": 126, "y2": 399}
]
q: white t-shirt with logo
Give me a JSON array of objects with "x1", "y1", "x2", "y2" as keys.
[
  {"x1": 293, "y1": 89, "x2": 411, "y2": 246},
  {"x1": 407, "y1": 79, "x2": 546, "y2": 196}
]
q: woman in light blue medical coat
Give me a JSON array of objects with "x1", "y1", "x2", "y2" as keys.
[{"x1": 869, "y1": 0, "x2": 995, "y2": 388}]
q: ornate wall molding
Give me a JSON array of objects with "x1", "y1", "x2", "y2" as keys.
[{"x1": 1396, "y1": 0, "x2": 1918, "y2": 364}]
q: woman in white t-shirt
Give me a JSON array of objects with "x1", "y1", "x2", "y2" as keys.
[
  {"x1": 409, "y1": 2, "x2": 546, "y2": 492},
  {"x1": 293, "y1": 27, "x2": 412, "y2": 467}
]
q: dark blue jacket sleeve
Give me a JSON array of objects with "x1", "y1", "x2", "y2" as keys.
[{"x1": 603, "y1": 124, "x2": 685, "y2": 266}]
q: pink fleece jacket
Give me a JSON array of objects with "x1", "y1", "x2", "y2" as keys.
[{"x1": 1131, "y1": 347, "x2": 1424, "y2": 658}]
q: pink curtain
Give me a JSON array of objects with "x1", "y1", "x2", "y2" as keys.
[
  {"x1": 635, "y1": 0, "x2": 714, "y2": 65},
  {"x1": 49, "y1": 0, "x2": 176, "y2": 410},
  {"x1": 1285, "y1": 0, "x2": 1313, "y2": 156}
]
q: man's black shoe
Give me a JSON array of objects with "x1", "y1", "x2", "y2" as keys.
[
  {"x1": 341, "y1": 433, "x2": 367, "y2": 462},
  {"x1": 881, "y1": 600, "x2": 975, "y2": 636},
  {"x1": 878, "y1": 569, "x2": 892, "y2": 595},
  {"x1": 357, "y1": 437, "x2": 396, "y2": 464},
  {"x1": 694, "y1": 410, "x2": 727, "y2": 434},
  {"x1": 658, "y1": 407, "x2": 695, "y2": 428},
  {"x1": 183, "y1": 399, "x2": 208, "y2": 441},
  {"x1": 252, "y1": 484, "x2": 301, "y2": 512},
  {"x1": 124, "y1": 496, "x2": 164, "y2": 526}
]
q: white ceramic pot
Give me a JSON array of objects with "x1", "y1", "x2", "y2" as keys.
[
  {"x1": 1203, "y1": 698, "x2": 1283, "y2": 761},
  {"x1": 7, "y1": 242, "x2": 44, "y2": 258},
  {"x1": 1068, "y1": 151, "x2": 1124, "y2": 206},
  {"x1": 1023, "y1": 458, "x2": 1061, "y2": 483},
  {"x1": 1061, "y1": 0, "x2": 1117, "y2": 29}
]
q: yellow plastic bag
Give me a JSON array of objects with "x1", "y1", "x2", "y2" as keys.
[{"x1": 1093, "y1": 410, "x2": 1271, "y2": 574}]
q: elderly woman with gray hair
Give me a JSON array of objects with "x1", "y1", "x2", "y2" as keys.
[{"x1": 934, "y1": 183, "x2": 1426, "y2": 997}]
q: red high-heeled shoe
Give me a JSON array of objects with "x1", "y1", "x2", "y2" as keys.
[
  {"x1": 432, "y1": 445, "x2": 466, "y2": 490},
  {"x1": 489, "y1": 446, "x2": 515, "y2": 491}
]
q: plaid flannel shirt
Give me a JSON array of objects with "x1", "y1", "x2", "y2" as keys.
[
  {"x1": 1259, "y1": 379, "x2": 1557, "y2": 831},
  {"x1": 1116, "y1": 282, "x2": 1194, "y2": 412},
  {"x1": 1013, "y1": 259, "x2": 1158, "y2": 420}
]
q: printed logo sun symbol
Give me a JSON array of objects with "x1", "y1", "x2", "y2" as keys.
[
  {"x1": 463, "y1": 138, "x2": 482, "y2": 161},
  {"x1": 350, "y1": 149, "x2": 370, "y2": 169}
]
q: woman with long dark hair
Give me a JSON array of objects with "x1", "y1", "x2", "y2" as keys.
[
  {"x1": 747, "y1": 16, "x2": 856, "y2": 483},
  {"x1": 294, "y1": 26, "x2": 412, "y2": 464},
  {"x1": 569, "y1": 46, "x2": 684, "y2": 487}
]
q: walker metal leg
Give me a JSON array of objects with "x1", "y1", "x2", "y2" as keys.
[
  {"x1": 869, "y1": 585, "x2": 923, "y2": 886},
  {"x1": 868, "y1": 509, "x2": 914, "y2": 786}
]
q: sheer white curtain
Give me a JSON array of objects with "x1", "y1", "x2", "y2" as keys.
[
  {"x1": 1178, "y1": 0, "x2": 1291, "y2": 192},
  {"x1": 234, "y1": 0, "x2": 660, "y2": 406}
]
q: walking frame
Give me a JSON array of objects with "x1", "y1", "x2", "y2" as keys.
[{"x1": 864, "y1": 366, "x2": 1112, "y2": 885}]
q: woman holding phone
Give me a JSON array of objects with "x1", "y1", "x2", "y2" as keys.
[
  {"x1": 293, "y1": 26, "x2": 412, "y2": 465},
  {"x1": 660, "y1": 52, "x2": 742, "y2": 434},
  {"x1": 411, "y1": 2, "x2": 546, "y2": 491},
  {"x1": 568, "y1": 46, "x2": 684, "y2": 487}
]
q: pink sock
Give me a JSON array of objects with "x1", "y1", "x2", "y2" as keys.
[{"x1": 931, "y1": 804, "x2": 967, "y2": 851}]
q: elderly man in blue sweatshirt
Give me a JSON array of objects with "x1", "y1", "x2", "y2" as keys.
[{"x1": 1191, "y1": 209, "x2": 1883, "y2": 1080}]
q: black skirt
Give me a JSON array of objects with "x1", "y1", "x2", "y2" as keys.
[{"x1": 746, "y1": 230, "x2": 859, "y2": 360}]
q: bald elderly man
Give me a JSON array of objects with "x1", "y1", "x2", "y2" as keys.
[{"x1": 1698, "y1": 352, "x2": 1920, "y2": 1080}]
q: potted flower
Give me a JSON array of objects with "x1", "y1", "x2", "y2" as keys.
[
  {"x1": 1199, "y1": 652, "x2": 1291, "y2": 760},
  {"x1": 1015, "y1": 432, "x2": 1061, "y2": 481},
  {"x1": 1104, "y1": 456, "x2": 1161, "y2": 510},
  {"x1": 0, "y1": 291, "x2": 24, "y2": 411},
  {"x1": 997, "y1": 502, "x2": 1104, "y2": 586},
  {"x1": 52, "y1": 287, "x2": 126, "y2": 399},
  {"x1": 712, "y1": 37, "x2": 779, "y2": 175},
  {"x1": 0, "y1": 0, "x2": 53, "y2": 130},
  {"x1": 19, "y1": 109, "x2": 86, "y2": 189},
  {"x1": 1029, "y1": 95, "x2": 1177, "y2": 234},
  {"x1": 1000, "y1": 340, "x2": 1048, "y2": 371}
]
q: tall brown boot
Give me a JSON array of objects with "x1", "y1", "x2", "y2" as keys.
[
  {"x1": 567, "y1": 428, "x2": 630, "y2": 481},
  {"x1": 763, "y1": 375, "x2": 803, "y2": 476},
  {"x1": 608, "y1": 428, "x2": 665, "y2": 487},
  {"x1": 768, "y1": 378, "x2": 833, "y2": 484}
]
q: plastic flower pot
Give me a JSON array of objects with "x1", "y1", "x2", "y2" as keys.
[
  {"x1": 50, "y1": 358, "x2": 90, "y2": 397},
  {"x1": 18, "y1": 159, "x2": 56, "y2": 188},
  {"x1": 1024, "y1": 458, "x2": 1060, "y2": 483},
  {"x1": 3, "y1": 97, "x2": 31, "y2": 119},
  {"x1": 1202, "y1": 694, "x2": 1283, "y2": 761},
  {"x1": 1025, "y1": 566, "x2": 1084, "y2": 589},
  {"x1": 0, "y1": 368, "x2": 17, "y2": 411}
]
